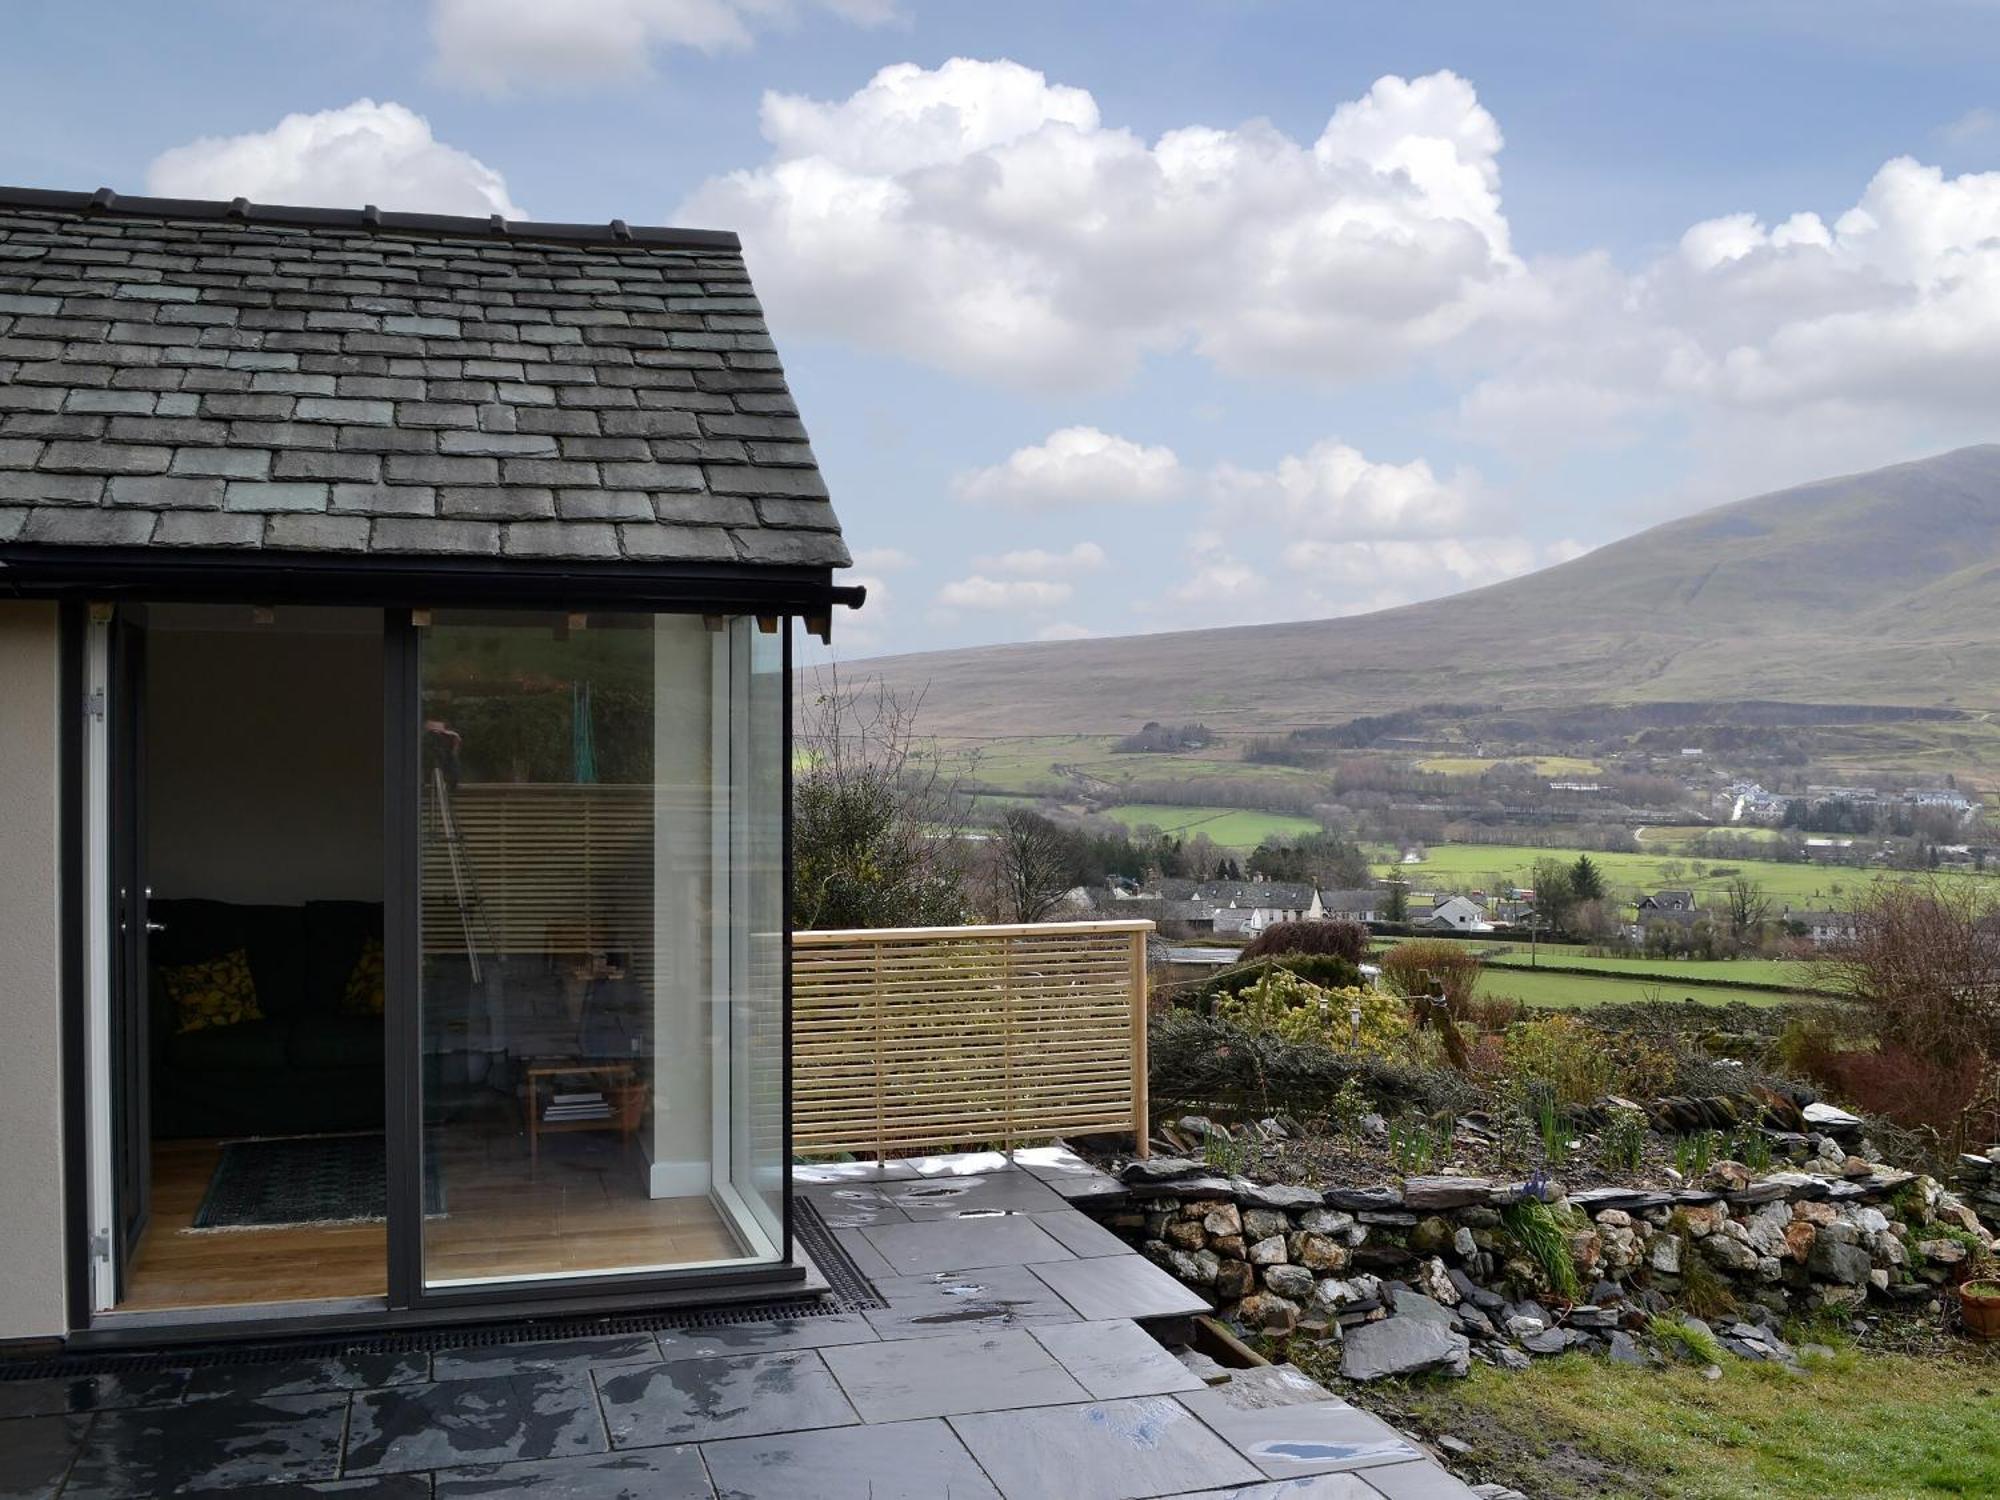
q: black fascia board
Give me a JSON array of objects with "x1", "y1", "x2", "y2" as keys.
[
  {"x1": 0, "y1": 544, "x2": 867, "y2": 613},
  {"x1": 0, "y1": 184, "x2": 740, "y2": 253}
]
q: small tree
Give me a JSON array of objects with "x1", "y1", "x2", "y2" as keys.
[
  {"x1": 1569, "y1": 854, "x2": 1606, "y2": 903},
  {"x1": 994, "y1": 808, "x2": 1080, "y2": 923},
  {"x1": 1383, "y1": 879, "x2": 1410, "y2": 923},
  {"x1": 1723, "y1": 875, "x2": 1770, "y2": 945},
  {"x1": 1530, "y1": 857, "x2": 1577, "y2": 933},
  {"x1": 793, "y1": 669, "x2": 971, "y2": 930}
]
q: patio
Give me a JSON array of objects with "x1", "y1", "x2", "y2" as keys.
[{"x1": 0, "y1": 1153, "x2": 1475, "y2": 1498}]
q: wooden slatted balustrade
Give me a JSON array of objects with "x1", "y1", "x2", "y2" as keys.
[{"x1": 792, "y1": 920, "x2": 1153, "y2": 1160}]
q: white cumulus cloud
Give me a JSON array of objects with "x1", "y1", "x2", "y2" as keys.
[
  {"x1": 953, "y1": 427, "x2": 1183, "y2": 509},
  {"x1": 430, "y1": 0, "x2": 899, "y2": 94},
  {"x1": 682, "y1": 60, "x2": 1518, "y2": 387},
  {"x1": 1465, "y1": 153, "x2": 2000, "y2": 498},
  {"x1": 933, "y1": 576, "x2": 1072, "y2": 612},
  {"x1": 982, "y1": 541, "x2": 1107, "y2": 577},
  {"x1": 146, "y1": 100, "x2": 524, "y2": 218},
  {"x1": 1209, "y1": 440, "x2": 1472, "y2": 540}
]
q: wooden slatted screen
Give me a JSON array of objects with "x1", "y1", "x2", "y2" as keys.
[
  {"x1": 792, "y1": 921, "x2": 1153, "y2": 1159},
  {"x1": 420, "y1": 783, "x2": 656, "y2": 957}
]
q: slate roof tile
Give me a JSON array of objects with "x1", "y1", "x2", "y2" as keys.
[{"x1": 0, "y1": 190, "x2": 846, "y2": 569}]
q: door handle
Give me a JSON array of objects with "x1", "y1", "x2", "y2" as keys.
[{"x1": 145, "y1": 921, "x2": 167, "y2": 934}]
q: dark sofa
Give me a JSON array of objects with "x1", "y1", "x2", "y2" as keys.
[{"x1": 149, "y1": 898, "x2": 384, "y2": 1139}]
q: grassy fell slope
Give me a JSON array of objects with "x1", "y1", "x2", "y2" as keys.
[{"x1": 852, "y1": 445, "x2": 2000, "y2": 736}]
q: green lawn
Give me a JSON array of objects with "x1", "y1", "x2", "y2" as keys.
[
  {"x1": 1377, "y1": 840, "x2": 1997, "y2": 907},
  {"x1": 1475, "y1": 968, "x2": 1794, "y2": 1009},
  {"x1": 1382, "y1": 1344, "x2": 2000, "y2": 1499},
  {"x1": 1100, "y1": 803, "x2": 1323, "y2": 846}
]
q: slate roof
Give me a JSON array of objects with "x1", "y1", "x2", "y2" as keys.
[
  {"x1": 1153, "y1": 879, "x2": 1318, "y2": 909},
  {"x1": 0, "y1": 187, "x2": 847, "y2": 569}
]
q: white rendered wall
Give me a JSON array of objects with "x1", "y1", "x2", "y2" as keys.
[{"x1": 0, "y1": 603, "x2": 67, "y2": 1341}]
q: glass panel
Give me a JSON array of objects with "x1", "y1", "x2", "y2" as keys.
[
  {"x1": 416, "y1": 610, "x2": 784, "y2": 1288},
  {"x1": 725, "y1": 621, "x2": 787, "y2": 1251}
]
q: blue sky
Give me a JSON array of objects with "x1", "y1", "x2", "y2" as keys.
[{"x1": 6, "y1": 1, "x2": 2000, "y2": 659}]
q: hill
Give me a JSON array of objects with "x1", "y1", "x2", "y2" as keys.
[{"x1": 850, "y1": 445, "x2": 2000, "y2": 737}]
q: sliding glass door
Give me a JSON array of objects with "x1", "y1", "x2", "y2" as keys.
[{"x1": 412, "y1": 611, "x2": 786, "y2": 1292}]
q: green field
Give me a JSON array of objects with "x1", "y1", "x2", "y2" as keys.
[
  {"x1": 1418, "y1": 754, "x2": 1602, "y2": 776},
  {"x1": 1481, "y1": 952, "x2": 1808, "y2": 986},
  {"x1": 1634, "y1": 823, "x2": 1782, "y2": 848},
  {"x1": 1101, "y1": 803, "x2": 1323, "y2": 845},
  {"x1": 925, "y1": 735, "x2": 1324, "y2": 797},
  {"x1": 1475, "y1": 968, "x2": 1794, "y2": 1009},
  {"x1": 1376, "y1": 841, "x2": 1995, "y2": 907}
]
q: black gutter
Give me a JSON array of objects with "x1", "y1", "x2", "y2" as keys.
[
  {"x1": 0, "y1": 185, "x2": 739, "y2": 253},
  {"x1": 0, "y1": 545, "x2": 866, "y2": 615}
]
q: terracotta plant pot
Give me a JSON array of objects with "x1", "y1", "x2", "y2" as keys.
[{"x1": 1959, "y1": 1280, "x2": 2000, "y2": 1341}]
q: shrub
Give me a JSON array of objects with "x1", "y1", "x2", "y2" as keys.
[
  {"x1": 1148, "y1": 1009, "x2": 1474, "y2": 1122},
  {"x1": 1203, "y1": 953, "x2": 1364, "y2": 1002},
  {"x1": 1499, "y1": 1014, "x2": 1615, "y2": 1106},
  {"x1": 1214, "y1": 969, "x2": 1412, "y2": 1058},
  {"x1": 1241, "y1": 919, "x2": 1369, "y2": 963},
  {"x1": 1378, "y1": 939, "x2": 1482, "y2": 1017}
]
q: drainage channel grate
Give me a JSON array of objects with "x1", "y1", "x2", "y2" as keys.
[
  {"x1": 794, "y1": 1195, "x2": 886, "y2": 1313},
  {"x1": 0, "y1": 1199, "x2": 882, "y2": 1382}
]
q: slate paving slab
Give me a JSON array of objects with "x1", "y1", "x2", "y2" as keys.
[
  {"x1": 597, "y1": 1351, "x2": 858, "y2": 1448},
  {"x1": 830, "y1": 1225, "x2": 897, "y2": 1282},
  {"x1": 820, "y1": 1328, "x2": 1087, "y2": 1422},
  {"x1": 653, "y1": 1313, "x2": 880, "y2": 1364},
  {"x1": 433, "y1": 1447, "x2": 714, "y2": 1497},
  {"x1": 1176, "y1": 1384, "x2": 1420, "y2": 1480},
  {"x1": 907, "y1": 1151, "x2": 1016, "y2": 1178},
  {"x1": 886, "y1": 1173, "x2": 1069, "y2": 1221},
  {"x1": 1031, "y1": 1207, "x2": 1139, "y2": 1259},
  {"x1": 345, "y1": 1371, "x2": 608, "y2": 1475},
  {"x1": 0, "y1": 1412, "x2": 87, "y2": 1500},
  {"x1": 950, "y1": 1395, "x2": 1264, "y2": 1500},
  {"x1": 860, "y1": 1214, "x2": 1075, "y2": 1275},
  {"x1": 1029, "y1": 1253, "x2": 1213, "y2": 1322},
  {"x1": 863, "y1": 1266, "x2": 1084, "y2": 1340},
  {"x1": 797, "y1": 1185, "x2": 913, "y2": 1230},
  {"x1": 200, "y1": 1480, "x2": 434, "y2": 1498},
  {"x1": 1353, "y1": 1460, "x2": 1484, "y2": 1498},
  {"x1": 0, "y1": 1368, "x2": 188, "y2": 1420},
  {"x1": 794, "y1": 1159, "x2": 922, "y2": 1185},
  {"x1": 1029, "y1": 1319, "x2": 1208, "y2": 1401},
  {"x1": 1166, "y1": 1475, "x2": 1399, "y2": 1498},
  {"x1": 430, "y1": 1333, "x2": 661, "y2": 1383},
  {"x1": 63, "y1": 1392, "x2": 348, "y2": 1497},
  {"x1": 699, "y1": 1416, "x2": 1002, "y2": 1500},
  {"x1": 183, "y1": 1351, "x2": 431, "y2": 1403},
  {"x1": 1008, "y1": 1146, "x2": 1100, "y2": 1181}
]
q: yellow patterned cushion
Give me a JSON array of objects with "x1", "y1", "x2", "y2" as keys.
[
  {"x1": 165, "y1": 949, "x2": 263, "y2": 1035},
  {"x1": 342, "y1": 936, "x2": 386, "y2": 1017}
]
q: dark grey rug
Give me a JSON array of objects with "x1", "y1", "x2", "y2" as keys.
[{"x1": 191, "y1": 1133, "x2": 444, "y2": 1230}]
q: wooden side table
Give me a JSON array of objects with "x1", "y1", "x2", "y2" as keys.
[{"x1": 525, "y1": 1060, "x2": 646, "y2": 1172}]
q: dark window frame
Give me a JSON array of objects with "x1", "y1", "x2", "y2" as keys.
[{"x1": 59, "y1": 585, "x2": 806, "y2": 1348}]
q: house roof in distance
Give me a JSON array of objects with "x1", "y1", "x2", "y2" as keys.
[{"x1": 0, "y1": 186, "x2": 847, "y2": 570}]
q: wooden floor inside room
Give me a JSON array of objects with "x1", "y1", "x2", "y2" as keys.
[
  {"x1": 122, "y1": 1134, "x2": 743, "y2": 1312},
  {"x1": 122, "y1": 1139, "x2": 388, "y2": 1311}
]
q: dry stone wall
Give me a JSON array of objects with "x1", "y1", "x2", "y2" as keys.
[{"x1": 1099, "y1": 1141, "x2": 1999, "y2": 1380}]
